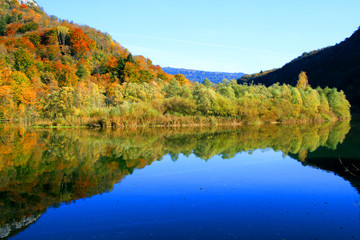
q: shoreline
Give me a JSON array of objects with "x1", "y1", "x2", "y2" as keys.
[{"x1": 5, "y1": 115, "x2": 350, "y2": 129}]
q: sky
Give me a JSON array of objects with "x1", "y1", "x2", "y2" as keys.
[{"x1": 35, "y1": 0, "x2": 360, "y2": 74}]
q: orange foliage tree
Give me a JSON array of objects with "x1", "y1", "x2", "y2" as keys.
[
  {"x1": 69, "y1": 28, "x2": 96, "y2": 58},
  {"x1": 54, "y1": 63, "x2": 79, "y2": 87},
  {"x1": 0, "y1": 85, "x2": 14, "y2": 119}
]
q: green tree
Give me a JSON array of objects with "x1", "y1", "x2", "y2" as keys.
[
  {"x1": 290, "y1": 88, "x2": 303, "y2": 105},
  {"x1": 202, "y1": 78, "x2": 212, "y2": 88},
  {"x1": 303, "y1": 89, "x2": 320, "y2": 113},
  {"x1": 139, "y1": 69, "x2": 153, "y2": 83},
  {"x1": 126, "y1": 53, "x2": 135, "y2": 64},
  {"x1": 13, "y1": 48, "x2": 34, "y2": 72},
  {"x1": 164, "y1": 97, "x2": 197, "y2": 115},
  {"x1": 193, "y1": 86, "x2": 217, "y2": 115},
  {"x1": 0, "y1": 14, "x2": 9, "y2": 36},
  {"x1": 17, "y1": 22, "x2": 39, "y2": 33},
  {"x1": 116, "y1": 56, "x2": 126, "y2": 81},
  {"x1": 181, "y1": 86, "x2": 193, "y2": 99},
  {"x1": 217, "y1": 84, "x2": 235, "y2": 99},
  {"x1": 164, "y1": 78, "x2": 182, "y2": 98},
  {"x1": 57, "y1": 26, "x2": 69, "y2": 45},
  {"x1": 113, "y1": 84, "x2": 124, "y2": 105},
  {"x1": 76, "y1": 63, "x2": 90, "y2": 79},
  {"x1": 326, "y1": 88, "x2": 351, "y2": 118}
]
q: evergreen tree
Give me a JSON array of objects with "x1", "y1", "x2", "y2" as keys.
[
  {"x1": 0, "y1": 15, "x2": 9, "y2": 36},
  {"x1": 126, "y1": 53, "x2": 135, "y2": 64},
  {"x1": 116, "y1": 56, "x2": 126, "y2": 82}
]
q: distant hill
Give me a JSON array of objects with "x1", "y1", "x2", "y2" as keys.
[
  {"x1": 239, "y1": 27, "x2": 360, "y2": 107},
  {"x1": 163, "y1": 67, "x2": 245, "y2": 83}
]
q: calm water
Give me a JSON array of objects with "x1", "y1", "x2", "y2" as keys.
[{"x1": 0, "y1": 120, "x2": 360, "y2": 240}]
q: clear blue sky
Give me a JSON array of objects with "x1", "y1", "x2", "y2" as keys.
[{"x1": 36, "y1": 0, "x2": 360, "y2": 74}]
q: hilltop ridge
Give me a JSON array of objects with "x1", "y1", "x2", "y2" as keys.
[{"x1": 163, "y1": 67, "x2": 245, "y2": 83}]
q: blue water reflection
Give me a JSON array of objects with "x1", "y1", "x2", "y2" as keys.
[{"x1": 12, "y1": 149, "x2": 360, "y2": 240}]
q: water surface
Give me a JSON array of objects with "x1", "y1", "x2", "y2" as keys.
[{"x1": 0, "y1": 121, "x2": 359, "y2": 240}]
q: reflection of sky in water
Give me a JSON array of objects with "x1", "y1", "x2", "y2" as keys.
[{"x1": 13, "y1": 150, "x2": 360, "y2": 240}]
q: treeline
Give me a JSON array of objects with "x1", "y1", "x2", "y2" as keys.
[
  {"x1": 32, "y1": 72, "x2": 351, "y2": 127},
  {"x1": 239, "y1": 27, "x2": 360, "y2": 108}
]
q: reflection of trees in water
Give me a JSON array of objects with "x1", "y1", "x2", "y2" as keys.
[
  {"x1": 0, "y1": 121, "x2": 351, "y2": 237},
  {"x1": 0, "y1": 214, "x2": 41, "y2": 239},
  {"x1": 289, "y1": 119, "x2": 360, "y2": 194},
  {"x1": 300, "y1": 157, "x2": 360, "y2": 194}
]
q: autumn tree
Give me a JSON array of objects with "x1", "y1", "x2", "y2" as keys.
[
  {"x1": 69, "y1": 28, "x2": 96, "y2": 58},
  {"x1": 54, "y1": 63, "x2": 78, "y2": 87},
  {"x1": 44, "y1": 87, "x2": 76, "y2": 118},
  {"x1": 107, "y1": 82, "x2": 123, "y2": 106},
  {"x1": 174, "y1": 74, "x2": 189, "y2": 86},
  {"x1": 296, "y1": 71, "x2": 309, "y2": 90},
  {"x1": 156, "y1": 71, "x2": 170, "y2": 82},
  {"x1": 0, "y1": 85, "x2": 14, "y2": 119},
  {"x1": 5, "y1": 22, "x2": 21, "y2": 36},
  {"x1": 9, "y1": 71, "x2": 31, "y2": 104}
]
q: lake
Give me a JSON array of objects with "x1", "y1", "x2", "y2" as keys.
[{"x1": 0, "y1": 120, "x2": 359, "y2": 240}]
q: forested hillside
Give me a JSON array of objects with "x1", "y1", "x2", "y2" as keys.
[
  {"x1": 163, "y1": 67, "x2": 245, "y2": 83},
  {"x1": 0, "y1": 0, "x2": 188, "y2": 120},
  {"x1": 239, "y1": 27, "x2": 360, "y2": 107}
]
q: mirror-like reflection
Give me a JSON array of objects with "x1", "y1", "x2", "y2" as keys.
[
  {"x1": 0, "y1": 120, "x2": 357, "y2": 239},
  {"x1": 292, "y1": 118, "x2": 360, "y2": 193}
]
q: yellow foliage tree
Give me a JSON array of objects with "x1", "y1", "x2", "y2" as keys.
[{"x1": 296, "y1": 71, "x2": 309, "y2": 90}]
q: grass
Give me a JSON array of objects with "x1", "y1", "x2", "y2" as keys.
[
  {"x1": 27, "y1": 113, "x2": 342, "y2": 129},
  {"x1": 8, "y1": 99, "x2": 349, "y2": 129}
]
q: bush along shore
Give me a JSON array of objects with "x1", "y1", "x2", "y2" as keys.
[{"x1": 26, "y1": 72, "x2": 350, "y2": 128}]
